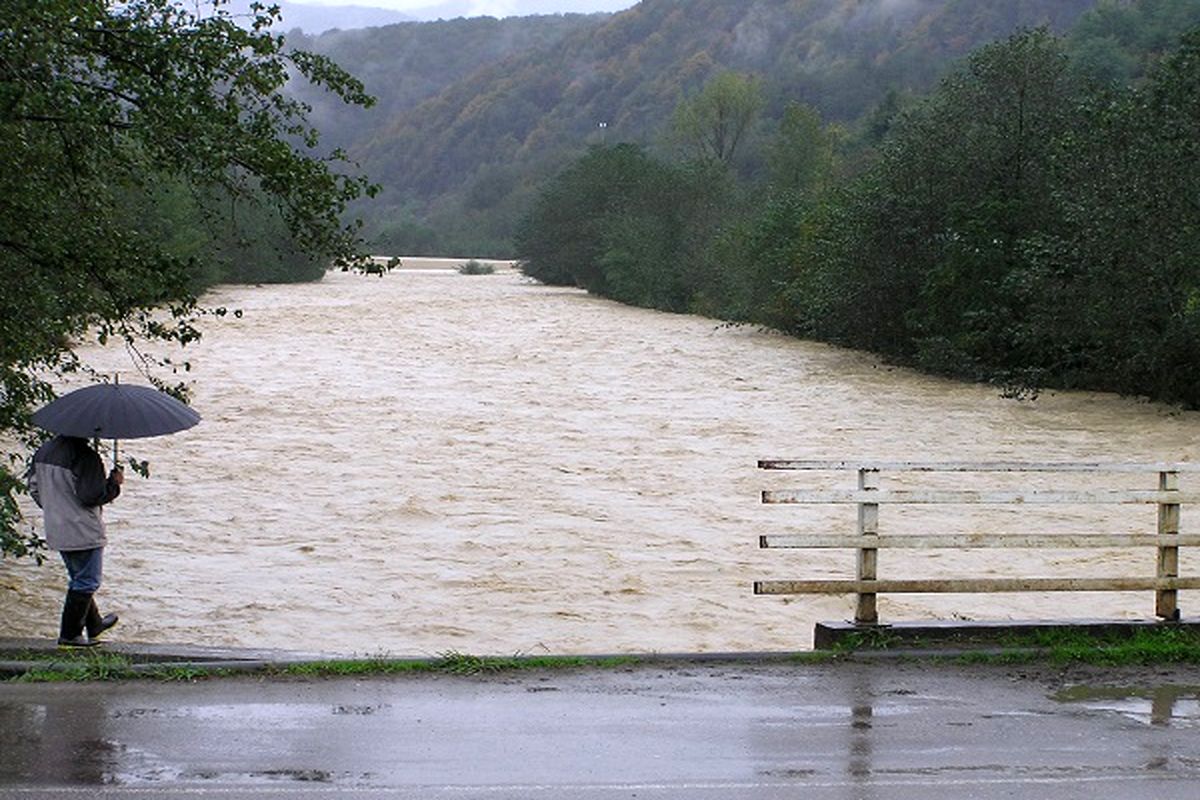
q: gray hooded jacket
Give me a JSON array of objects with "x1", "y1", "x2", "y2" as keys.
[{"x1": 28, "y1": 436, "x2": 121, "y2": 551}]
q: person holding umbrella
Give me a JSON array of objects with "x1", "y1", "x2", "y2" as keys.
[
  {"x1": 28, "y1": 436, "x2": 124, "y2": 647},
  {"x1": 26, "y1": 379, "x2": 200, "y2": 647}
]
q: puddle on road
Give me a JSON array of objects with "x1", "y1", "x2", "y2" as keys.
[{"x1": 1054, "y1": 685, "x2": 1200, "y2": 727}]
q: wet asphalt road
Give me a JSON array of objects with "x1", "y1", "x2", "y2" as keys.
[{"x1": 1, "y1": 661, "x2": 1199, "y2": 799}]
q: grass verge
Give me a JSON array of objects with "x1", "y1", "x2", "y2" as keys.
[
  {"x1": 278, "y1": 651, "x2": 642, "y2": 678},
  {"x1": 3, "y1": 649, "x2": 643, "y2": 682},
  {"x1": 8, "y1": 628, "x2": 1200, "y2": 681},
  {"x1": 1027, "y1": 626, "x2": 1200, "y2": 666},
  {"x1": 9, "y1": 651, "x2": 140, "y2": 682},
  {"x1": 827, "y1": 625, "x2": 1200, "y2": 666}
]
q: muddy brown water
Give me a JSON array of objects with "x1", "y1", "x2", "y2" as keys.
[{"x1": 2, "y1": 259, "x2": 1197, "y2": 655}]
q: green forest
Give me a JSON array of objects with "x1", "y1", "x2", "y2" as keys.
[
  {"x1": 32, "y1": 0, "x2": 1179, "y2": 283},
  {"x1": 517, "y1": 1, "x2": 1200, "y2": 407},
  {"x1": 300, "y1": 0, "x2": 1111, "y2": 257}
]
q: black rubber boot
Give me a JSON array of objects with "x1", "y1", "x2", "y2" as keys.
[
  {"x1": 57, "y1": 590, "x2": 97, "y2": 647},
  {"x1": 85, "y1": 597, "x2": 118, "y2": 640}
]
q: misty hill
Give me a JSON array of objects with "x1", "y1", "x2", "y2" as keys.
[
  {"x1": 256, "y1": 0, "x2": 635, "y2": 32},
  {"x1": 297, "y1": 0, "x2": 1103, "y2": 254},
  {"x1": 223, "y1": 1, "x2": 413, "y2": 33},
  {"x1": 287, "y1": 13, "x2": 600, "y2": 155},
  {"x1": 407, "y1": 0, "x2": 636, "y2": 21}
]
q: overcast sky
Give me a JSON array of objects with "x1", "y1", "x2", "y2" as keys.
[{"x1": 293, "y1": 0, "x2": 638, "y2": 15}]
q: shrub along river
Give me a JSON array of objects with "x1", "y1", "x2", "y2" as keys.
[{"x1": 2, "y1": 260, "x2": 1197, "y2": 655}]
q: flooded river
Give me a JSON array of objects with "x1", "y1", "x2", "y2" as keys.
[{"x1": 2, "y1": 259, "x2": 1197, "y2": 654}]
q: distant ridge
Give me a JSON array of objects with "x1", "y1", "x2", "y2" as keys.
[
  {"x1": 222, "y1": 1, "x2": 413, "y2": 33},
  {"x1": 408, "y1": 1, "x2": 635, "y2": 20},
  {"x1": 347, "y1": 0, "x2": 1098, "y2": 200},
  {"x1": 288, "y1": 0, "x2": 1108, "y2": 253},
  {"x1": 229, "y1": 0, "x2": 636, "y2": 32}
]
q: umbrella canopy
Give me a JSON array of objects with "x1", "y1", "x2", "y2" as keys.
[{"x1": 31, "y1": 383, "x2": 201, "y2": 440}]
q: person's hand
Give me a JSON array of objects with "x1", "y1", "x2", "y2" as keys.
[{"x1": 110, "y1": 466, "x2": 125, "y2": 486}]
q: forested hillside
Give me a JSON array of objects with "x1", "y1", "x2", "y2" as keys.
[
  {"x1": 287, "y1": 14, "x2": 599, "y2": 153},
  {"x1": 298, "y1": 0, "x2": 1103, "y2": 255}
]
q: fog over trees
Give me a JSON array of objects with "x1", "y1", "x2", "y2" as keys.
[{"x1": 293, "y1": 0, "x2": 1106, "y2": 256}]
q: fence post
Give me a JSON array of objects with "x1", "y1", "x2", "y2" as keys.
[
  {"x1": 1156, "y1": 469, "x2": 1181, "y2": 620},
  {"x1": 855, "y1": 467, "x2": 880, "y2": 625}
]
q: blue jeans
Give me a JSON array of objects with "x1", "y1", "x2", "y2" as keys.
[{"x1": 60, "y1": 548, "x2": 103, "y2": 594}]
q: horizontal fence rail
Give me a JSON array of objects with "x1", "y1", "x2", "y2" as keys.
[
  {"x1": 756, "y1": 578, "x2": 1200, "y2": 594},
  {"x1": 755, "y1": 461, "x2": 1194, "y2": 625},
  {"x1": 764, "y1": 489, "x2": 1200, "y2": 505},
  {"x1": 759, "y1": 533, "x2": 1200, "y2": 549},
  {"x1": 759, "y1": 460, "x2": 1200, "y2": 473}
]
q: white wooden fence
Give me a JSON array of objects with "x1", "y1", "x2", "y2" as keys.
[{"x1": 755, "y1": 461, "x2": 1200, "y2": 625}]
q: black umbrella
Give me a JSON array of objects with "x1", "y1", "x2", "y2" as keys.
[{"x1": 31, "y1": 381, "x2": 201, "y2": 467}]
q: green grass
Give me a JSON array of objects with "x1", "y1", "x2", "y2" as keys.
[
  {"x1": 825, "y1": 625, "x2": 1200, "y2": 666},
  {"x1": 11, "y1": 650, "x2": 137, "y2": 682},
  {"x1": 278, "y1": 655, "x2": 432, "y2": 678},
  {"x1": 278, "y1": 651, "x2": 641, "y2": 678},
  {"x1": 4, "y1": 648, "x2": 250, "y2": 682},
  {"x1": 1038, "y1": 626, "x2": 1200, "y2": 665},
  {"x1": 948, "y1": 626, "x2": 1200, "y2": 666}
]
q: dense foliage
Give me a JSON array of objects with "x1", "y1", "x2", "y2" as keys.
[
  {"x1": 787, "y1": 18, "x2": 1200, "y2": 405},
  {"x1": 0, "y1": 0, "x2": 374, "y2": 556},
  {"x1": 516, "y1": 144, "x2": 731, "y2": 311},
  {"x1": 517, "y1": 5, "x2": 1200, "y2": 408}
]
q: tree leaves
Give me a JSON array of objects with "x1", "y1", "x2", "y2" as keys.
[{"x1": 0, "y1": 0, "x2": 374, "y2": 556}]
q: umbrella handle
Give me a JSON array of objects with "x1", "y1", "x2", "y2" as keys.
[{"x1": 111, "y1": 375, "x2": 119, "y2": 471}]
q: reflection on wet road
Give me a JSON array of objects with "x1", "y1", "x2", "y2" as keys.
[
  {"x1": 1055, "y1": 684, "x2": 1200, "y2": 727},
  {"x1": 2, "y1": 662, "x2": 1199, "y2": 799}
]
